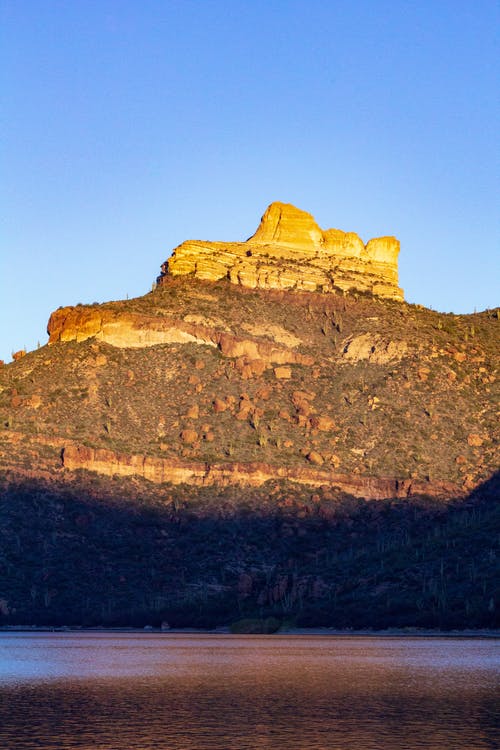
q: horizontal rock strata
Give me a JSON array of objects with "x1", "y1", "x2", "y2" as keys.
[
  {"x1": 47, "y1": 308, "x2": 313, "y2": 365},
  {"x1": 62, "y1": 444, "x2": 463, "y2": 501},
  {"x1": 158, "y1": 202, "x2": 404, "y2": 300}
]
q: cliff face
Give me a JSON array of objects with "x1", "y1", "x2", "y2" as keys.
[
  {"x1": 46, "y1": 306, "x2": 313, "y2": 369},
  {"x1": 61, "y1": 444, "x2": 462, "y2": 500},
  {"x1": 158, "y1": 202, "x2": 403, "y2": 301}
]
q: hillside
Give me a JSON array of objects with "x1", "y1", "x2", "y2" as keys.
[{"x1": 0, "y1": 203, "x2": 498, "y2": 629}]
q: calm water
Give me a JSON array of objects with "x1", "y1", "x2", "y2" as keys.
[{"x1": 0, "y1": 633, "x2": 498, "y2": 749}]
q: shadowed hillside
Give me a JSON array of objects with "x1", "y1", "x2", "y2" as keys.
[{"x1": 0, "y1": 472, "x2": 498, "y2": 629}]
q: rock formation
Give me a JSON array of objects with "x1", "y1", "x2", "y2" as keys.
[
  {"x1": 61, "y1": 444, "x2": 463, "y2": 500},
  {"x1": 158, "y1": 202, "x2": 404, "y2": 300},
  {"x1": 46, "y1": 307, "x2": 314, "y2": 370}
]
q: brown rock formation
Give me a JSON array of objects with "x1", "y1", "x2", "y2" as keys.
[
  {"x1": 342, "y1": 334, "x2": 408, "y2": 363},
  {"x1": 47, "y1": 307, "x2": 313, "y2": 367},
  {"x1": 61, "y1": 444, "x2": 463, "y2": 500},
  {"x1": 47, "y1": 308, "x2": 209, "y2": 348},
  {"x1": 158, "y1": 202, "x2": 403, "y2": 300}
]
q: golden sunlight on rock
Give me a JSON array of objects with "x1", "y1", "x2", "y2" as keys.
[
  {"x1": 61, "y1": 444, "x2": 463, "y2": 500},
  {"x1": 159, "y1": 202, "x2": 404, "y2": 301}
]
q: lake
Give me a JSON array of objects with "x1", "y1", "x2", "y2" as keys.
[{"x1": 0, "y1": 633, "x2": 498, "y2": 749}]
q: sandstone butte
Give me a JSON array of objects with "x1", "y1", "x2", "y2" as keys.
[{"x1": 157, "y1": 202, "x2": 404, "y2": 301}]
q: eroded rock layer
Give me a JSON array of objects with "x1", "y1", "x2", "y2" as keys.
[
  {"x1": 158, "y1": 202, "x2": 404, "y2": 300},
  {"x1": 46, "y1": 307, "x2": 314, "y2": 367},
  {"x1": 61, "y1": 443, "x2": 463, "y2": 500}
]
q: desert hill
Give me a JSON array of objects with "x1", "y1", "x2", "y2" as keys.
[{"x1": 0, "y1": 203, "x2": 498, "y2": 629}]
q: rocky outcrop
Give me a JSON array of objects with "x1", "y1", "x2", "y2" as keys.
[
  {"x1": 342, "y1": 334, "x2": 408, "y2": 364},
  {"x1": 62, "y1": 444, "x2": 463, "y2": 500},
  {"x1": 47, "y1": 308, "x2": 210, "y2": 348},
  {"x1": 158, "y1": 202, "x2": 404, "y2": 300},
  {"x1": 47, "y1": 307, "x2": 313, "y2": 366}
]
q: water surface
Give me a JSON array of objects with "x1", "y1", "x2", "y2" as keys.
[{"x1": 0, "y1": 633, "x2": 498, "y2": 749}]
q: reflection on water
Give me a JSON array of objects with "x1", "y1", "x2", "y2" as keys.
[{"x1": 0, "y1": 634, "x2": 498, "y2": 749}]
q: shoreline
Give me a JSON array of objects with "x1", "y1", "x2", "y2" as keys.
[{"x1": 1, "y1": 625, "x2": 499, "y2": 638}]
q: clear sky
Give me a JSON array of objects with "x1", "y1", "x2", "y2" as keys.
[{"x1": 2, "y1": 1, "x2": 498, "y2": 362}]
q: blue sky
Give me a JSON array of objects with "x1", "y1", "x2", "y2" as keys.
[{"x1": 2, "y1": 1, "x2": 498, "y2": 361}]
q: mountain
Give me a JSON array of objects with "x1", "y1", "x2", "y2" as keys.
[{"x1": 0, "y1": 202, "x2": 498, "y2": 630}]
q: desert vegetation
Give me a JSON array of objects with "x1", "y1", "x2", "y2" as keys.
[{"x1": 0, "y1": 277, "x2": 498, "y2": 629}]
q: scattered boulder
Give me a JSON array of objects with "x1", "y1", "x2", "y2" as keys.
[
  {"x1": 467, "y1": 433, "x2": 483, "y2": 447},
  {"x1": 310, "y1": 415, "x2": 335, "y2": 431},
  {"x1": 306, "y1": 450, "x2": 324, "y2": 465},
  {"x1": 213, "y1": 397, "x2": 227, "y2": 413},
  {"x1": 274, "y1": 366, "x2": 292, "y2": 379},
  {"x1": 186, "y1": 404, "x2": 199, "y2": 419},
  {"x1": 234, "y1": 357, "x2": 266, "y2": 379},
  {"x1": 180, "y1": 429, "x2": 198, "y2": 445}
]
